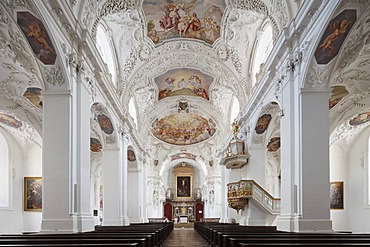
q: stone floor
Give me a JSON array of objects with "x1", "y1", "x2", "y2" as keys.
[{"x1": 163, "y1": 228, "x2": 208, "y2": 247}]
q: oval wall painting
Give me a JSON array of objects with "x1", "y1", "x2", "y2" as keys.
[
  {"x1": 267, "y1": 137, "x2": 280, "y2": 152},
  {"x1": 349, "y1": 112, "x2": 370, "y2": 126},
  {"x1": 97, "y1": 114, "x2": 114, "y2": 135},
  {"x1": 151, "y1": 113, "x2": 216, "y2": 145},
  {"x1": 255, "y1": 114, "x2": 272, "y2": 134},
  {"x1": 90, "y1": 138, "x2": 102, "y2": 152},
  {"x1": 0, "y1": 113, "x2": 23, "y2": 128}
]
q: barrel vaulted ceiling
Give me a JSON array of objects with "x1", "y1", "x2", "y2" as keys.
[
  {"x1": 82, "y1": 0, "x2": 301, "y2": 164},
  {"x1": 0, "y1": 0, "x2": 302, "y2": 166}
]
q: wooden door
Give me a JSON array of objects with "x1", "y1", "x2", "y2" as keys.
[
  {"x1": 195, "y1": 202, "x2": 203, "y2": 221},
  {"x1": 164, "y1": 202, "x2": 172, "y2": 221}
]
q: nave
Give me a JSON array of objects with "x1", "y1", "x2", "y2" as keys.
[{"x1": 162, "y1": 228, "x2": 208, "y2": 247}]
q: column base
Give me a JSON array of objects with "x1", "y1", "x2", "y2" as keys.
[
  {"x1": 297, "y1": 218, "x2": 332, "y2": 232},
  {"x1": 239, "y1": 216, "x2": 249, "y2": 226},
  {"x1": 72, "y1": 215, "x2": 95, "y2": 232},
  {"x1": 41, "y1": 219, "x2": 74, "y2": 234},
  {"x1": 277, "y1": 215, "x2": 299, "y2": 232},
  {"x1": 120, "y1": 216, "x2": 130, "y2": 226}
]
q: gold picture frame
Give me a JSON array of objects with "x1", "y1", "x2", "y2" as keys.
[
  {"x1": 175, "y1": 175, "x2": 192, "y2": 200},
  {"x1": 24, "y1": 177, "x2": 42, "y2": 211},
  {"x1": 330, "y1": 181, "x2": 343, "y2": 210}
]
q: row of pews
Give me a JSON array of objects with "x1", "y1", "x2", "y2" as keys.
[
  {"x1": 0, "y1": 222, "x2": 173, "y2": 247},
  {"x1": 194, "y1": 222, "x2": 370, "y2": 247}
]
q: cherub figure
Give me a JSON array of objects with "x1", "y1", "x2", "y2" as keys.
[{"x1": 317, "y1": 19, "x2": 351, "y2": 56}]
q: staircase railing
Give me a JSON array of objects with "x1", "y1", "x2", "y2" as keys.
[{"x1": 227, "y1": 180, "x2": 281, "y2": 215}]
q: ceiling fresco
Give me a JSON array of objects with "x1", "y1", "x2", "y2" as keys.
[
  {"x1": 314, "y1": 9, "x2": 356, "y2": 65},
  {"x1": 127, "y1": 149, "x2": 136, "y2": 162},
  {"x1": 90, "y1": 138, "x2": 102, "y2": 152},
  {"x1": 329, "y1": 86, "x2": 349, "y2": 109},
  {"x1": 171, "y1": 153, "x2": 196, "y2": 161},
  {"x1": 143, "y1": 0, "x2": 225, "y2": 45},
  {"x1": 97, "y1": 114, "x2": 114, "y2": 135},
  {"x1": 267, "y1": 137, "x2": 280, "y2": 152},
  {"x1": 17, "y1": 12, "x2": 57, "y2": 65},
  {"x1": 255, "y1": 114, "x2": 272, "y2": 135},
  {"x1": 23, "y1": 87, "x2": 43, "y2": 109},
  {"x1": 155, "y1": 68, "x2": 213, "y2": 101},
  {"x1": 151, "y1": 113, "x2": 216, "y2": 145},
  {"x1": 349, "y1": 112, "x2": 370, "y2": 126},
  {"x1": 0, "y1": 113, "x2": 23, "y2": 128}
]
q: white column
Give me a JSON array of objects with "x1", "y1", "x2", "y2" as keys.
[
  {"x1": 71, "y1": 75, "x2": 94, "y2": 232},
  {"x1": 41, "y1": 91, "x2": 74, "y2": 233},
  {"x1": 140, "y1": 159, "x2": 149, "y2": 223},
  {"x1": 120, "y1": 135, "x2": 130, "y2": 225},
  {"x1": 102, "y1": 147, "x2": 121, "y2": 225},
  {"x1": 219, "y1": 166, "x2": 233, "y2": 223},
  {"x1": 298, "y1": 88, "x2": 332, "y2": 231},
  {"x1": 277, "y1": 75, "x2": 299, "y2": 231}
]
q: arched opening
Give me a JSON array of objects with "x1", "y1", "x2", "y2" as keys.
[
  {"x1": 96, "y1": 25, "x2": 117, "y2": 86},
  {"x1": 128, "y1": 97, "x2": 138, "y2": 127},
  {"x1": 252, "y1": 24, "x2": 273, "y2": 87},
  {"x1": 0, "y1": 130, "x2": 10, "y2": 208}
]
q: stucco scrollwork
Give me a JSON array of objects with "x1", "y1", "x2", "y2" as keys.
[
  {"x1": 44, "y1": 65, "x2": 65, "y2": 86},
  {"x1": 306, "y1": 64, "x2": 331, "y2": 88}
]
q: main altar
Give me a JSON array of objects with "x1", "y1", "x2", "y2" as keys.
[{"x1": 163, "y1": 164, "x2": 204, "y2": 222}]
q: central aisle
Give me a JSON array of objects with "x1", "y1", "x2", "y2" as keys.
[{"x1": 163, "y1": 228, "x2": 208, "y2": 247}]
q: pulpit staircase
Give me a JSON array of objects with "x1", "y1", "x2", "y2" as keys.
[{"x1": 227, "y1": 180, "x2": 280, "y2": 225}]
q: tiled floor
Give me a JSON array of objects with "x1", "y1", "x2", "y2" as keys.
[{"x1": 163, "y1": 228, "x2": 208, "y2": 247}]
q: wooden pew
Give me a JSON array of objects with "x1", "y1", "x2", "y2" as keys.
[{"x1": 0, "y1": 222, "x2": 173, "y2": 247}]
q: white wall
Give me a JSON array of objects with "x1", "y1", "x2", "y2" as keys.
[
  {"x1": 0, "y1": 133, "x2": 42, "y2": 234},
  {"x1": 346, "y1": 129, "x2": 370, "y2": 232},
  {"x1": 330, "y1": 144, "x2": 348, "y2": 231},
  {"x1": 330, "y1": 126, "x2": 370, "y2": 233}
]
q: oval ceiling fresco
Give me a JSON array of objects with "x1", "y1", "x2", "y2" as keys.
[
  {"x1": 349, "y1": 112, "x2": 370, "y2": 126},
  {"x1": 143, "y1": 0, "x2": 226, "y2": 45},
  {"x1": 155, "y1": 68, "x2": 213, "y2": 101},
  {"x1": 151, "y1": 113, "x2": 216, "y2": 145}
]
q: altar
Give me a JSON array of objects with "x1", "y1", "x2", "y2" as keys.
[{"x1": 179, "y1": 216, "x2": 188, "y2": 223}]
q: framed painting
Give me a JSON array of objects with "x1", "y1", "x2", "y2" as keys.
[
  {"x1": 176, "y1": 175, "x2": 192, "y2": 199},
  {"x1": 330, "y1": 181, "x2": 344, "y2": 210},
  {"x1": 24, "y1": 177, "x2": 42, "y2": 211}
]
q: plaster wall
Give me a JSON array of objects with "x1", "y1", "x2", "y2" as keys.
[{"x1": 0, "y1": 135, "x2": 42, "y2": 233}]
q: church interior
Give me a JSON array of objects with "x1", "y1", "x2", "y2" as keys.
[{"x1": 1, "y1": 0, "x2": 370, "y2": 241}]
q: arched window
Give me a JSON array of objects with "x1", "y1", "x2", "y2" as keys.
[
  {"x1": 367, "y1": 136, "x2": 370, "y2": 206},
  {"x1": 230, "y1": 96, "x2": 240, "y2": 126},
  {"x1": 0, "y1": 130, "x2": 10, "y2": 208},
  {"x1": 128, "y1": 97, "x2": 138, "y2": 127},
  {"x1": 252, "y1": 24, "x2": 273, "y2": 87},
  {"x1": 96, "y1": 25, "x2": 117, "y2": 86}
]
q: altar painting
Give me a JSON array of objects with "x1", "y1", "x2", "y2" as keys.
[
  {"x1": 330, "y1": 181, "x2": 343, "y2": 210},
  {"x1": 176, "y1": 176, "x2": 191, "y2": 198},
  {"x1": 24, "y1": 177, "x2": 42, "y2": 211},
  {"x1": 151, "y1": 113, "x2": 216, "y2": 145},
  {"x1": 143, "y1": 0, "x2": 225, "y2": 45},
  {"x1": 155, "y1": 68, "x2": 213, "y2": 101}
]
